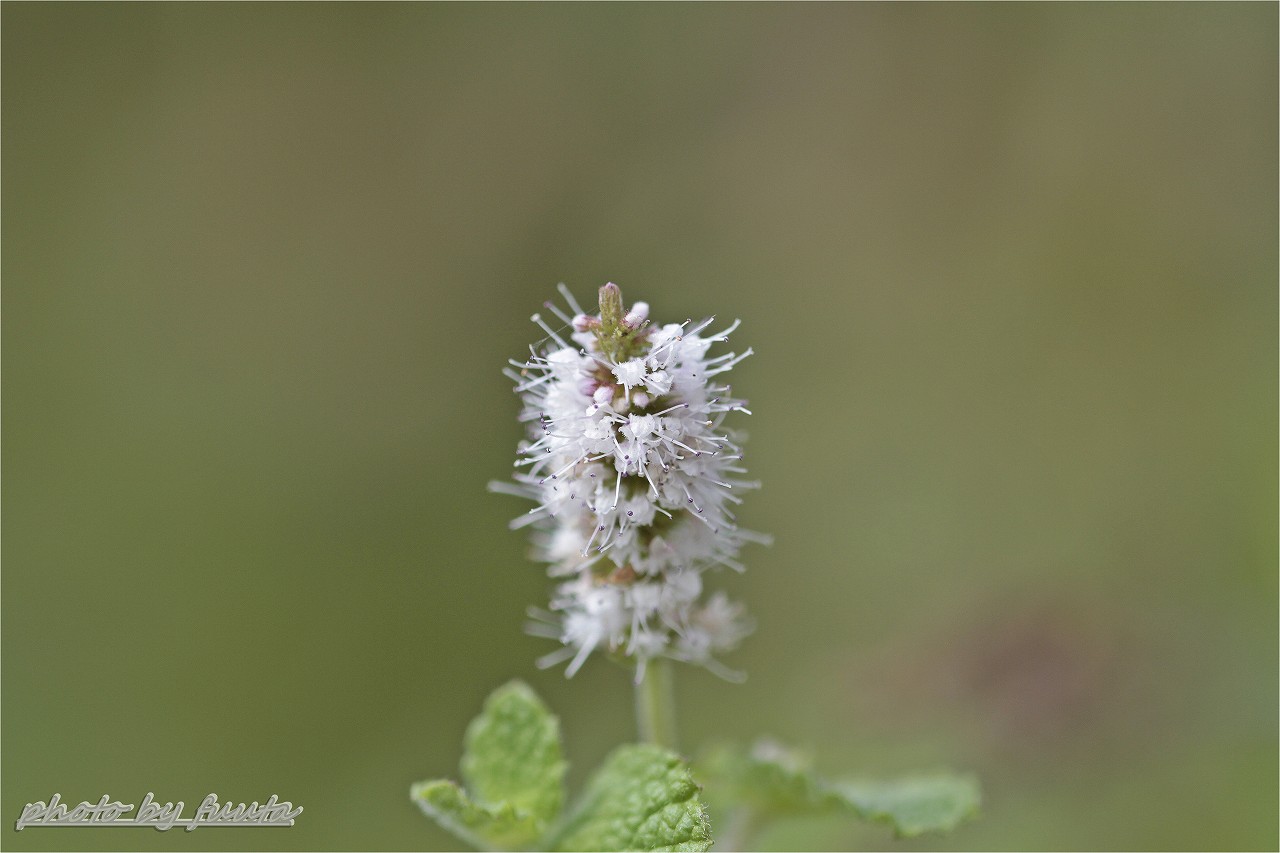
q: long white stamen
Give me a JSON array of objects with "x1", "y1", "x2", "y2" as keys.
[
  {"x1": 531, "y1": 313, "x2": 572, "y2": 350},
  {"x1": 556, "y1": 282, "x2": 584, "y2": 315}
]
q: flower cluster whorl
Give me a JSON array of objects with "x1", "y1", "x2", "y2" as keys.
[{"x1": 494, "y1": 283, "x2": 765, "y2": 682}]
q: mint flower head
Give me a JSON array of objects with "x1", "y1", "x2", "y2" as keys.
[
  {"x1": 421, "y1": 283, "x2": 977, "y2": 853},
  {"x1": 493, "y1": 283, "x2": 767, "y2": 683}
]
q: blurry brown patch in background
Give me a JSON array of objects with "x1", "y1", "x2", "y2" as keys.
[{"x1": 846, "y1": 589, "x2": 1154, "y2": 755}]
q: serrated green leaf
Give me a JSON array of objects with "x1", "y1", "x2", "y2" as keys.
[
  {"x1": 831, "y1": 774, "x2": 981, "y2": 837},
  {"x1": 461, "y1": 680, "x2": 566, "y2": 826},
  {"x1": 699, "y1": 740, "x2": 980, "y2": 840},
  {"x1": 411, "y1": 780, "x2": 544, "y2": 851},
  {"x1": 549, "y1": 744, "x2": 712, "y2": 853},
  {"x1": 411, "y1": 680, "x2": 566, "y2": 850},
  {"x1": 699, "y1": 740, "x2": 826, "y2": 815}
]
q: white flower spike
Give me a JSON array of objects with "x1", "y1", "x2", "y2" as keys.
[{"x1": 494, "y1": 282, "x2": 767, "y2": 683}]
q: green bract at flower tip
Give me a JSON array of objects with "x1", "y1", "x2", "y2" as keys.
[{"x1": 592, "y1": 282, "x2": 649, "y2": 363}]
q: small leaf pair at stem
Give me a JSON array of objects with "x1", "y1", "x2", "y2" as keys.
[
  {"x1": 412, "y1": 681, "x2": 979, "y2": 851},
  {"x1": 411, "y1": 681, "x2": 711, "y2": 852}
]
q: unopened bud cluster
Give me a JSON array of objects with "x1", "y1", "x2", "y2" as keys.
[{"x1": 494, "y1": 283, "x2": 765, "y2": 682}]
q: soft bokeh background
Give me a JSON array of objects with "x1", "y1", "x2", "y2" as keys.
[{"x1": 4, "y1": 4, "x2": 1276, "y2": 851}]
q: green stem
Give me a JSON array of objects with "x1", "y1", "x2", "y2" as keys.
[{"x1": 635, "y1": 658, "x2": 678, "y2": 750}]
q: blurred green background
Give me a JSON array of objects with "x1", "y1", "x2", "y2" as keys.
[{"x1": 3, "y1": 4, "x2": 1276, "y2": 851}]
